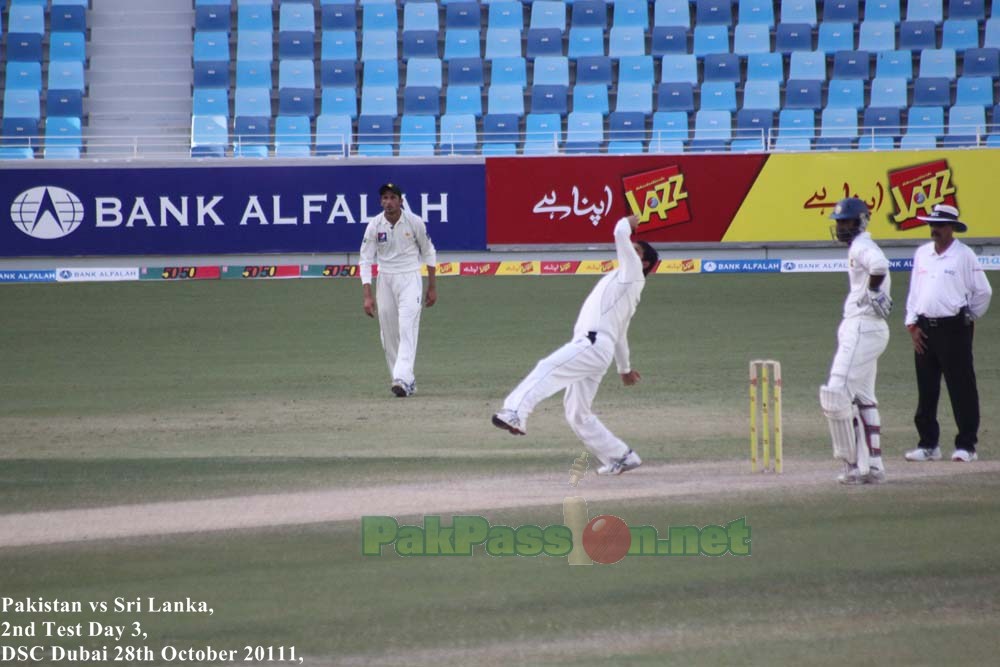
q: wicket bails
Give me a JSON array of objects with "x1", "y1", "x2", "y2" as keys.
[{"x1": 749, "y1": 359, "x2": 783, "y2": 473}]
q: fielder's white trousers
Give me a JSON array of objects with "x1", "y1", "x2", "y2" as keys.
[
  {"x1": 826, "y1": 316, "x2": 889, "y2": 402},
  {"x1": 503, "y1": 335, "x2": 631, "y2": 465},
  {"x1": 376, "y1": 271, "x2": 422, "y2": 384}
]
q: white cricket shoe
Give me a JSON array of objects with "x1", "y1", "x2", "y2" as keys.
[
  {"x1": 837, "y1": 464, "x2": 866, "y2": 485},
  {"x1": 597, "y1": 450, "x2": 643, "y2": 476},
  {"x1": 904, "y1": 446, "x2": 942, "y2": 461},
  {"x1": 865, "y1": 466, "x2": 887, "y2": 484},
  {"x1": 951, "y1": 450, "x2": 978, "y2": 462},
  {"x1": 491, "y1": 409, "x2": 526, "y2": 435}
]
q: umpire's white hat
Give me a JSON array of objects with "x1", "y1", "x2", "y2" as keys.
[{"x1": 917, "y1": 204, "x2": 968, "y2": 232}]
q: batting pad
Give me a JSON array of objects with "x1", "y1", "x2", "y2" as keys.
[{"x1": 820, "y1": 385, "x2": 856, "y2": 463}]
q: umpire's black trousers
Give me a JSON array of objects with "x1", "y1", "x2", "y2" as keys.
[{"x1": 914, "y1": 314, "x2": 980, "y2": 451}]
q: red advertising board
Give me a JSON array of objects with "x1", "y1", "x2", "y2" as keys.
[{"x1": 486, "y1": 154, "x2": 768, "y2": 245}]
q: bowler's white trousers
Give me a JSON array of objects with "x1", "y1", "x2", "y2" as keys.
[
  {"x1": 503, "y1": 335, "x2": 631, "y2": 465},
  {"x1": 376, "y1": 271, "x2": 422, "y2": 384}
]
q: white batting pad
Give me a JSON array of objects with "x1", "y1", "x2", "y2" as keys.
[{"x1": 820, "y1": 385, "x2": 856, "y2": 462}]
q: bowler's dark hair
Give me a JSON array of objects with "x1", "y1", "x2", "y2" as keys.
[{"x1": 636, "y1": 241, "x2": 659, "y2": 276}]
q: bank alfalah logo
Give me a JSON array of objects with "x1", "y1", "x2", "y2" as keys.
[{"x1": 10, "y1": 186, "x2": 84, "y2": 240}]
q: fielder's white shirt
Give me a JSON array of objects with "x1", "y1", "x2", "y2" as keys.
[
  {"x1": 359, "y1": 209, "x2": 437, "y2": 285},
  {"x1": 844, "y1": 231, "x2": 891, "y2": 320},
  {"x1": 573, "y1": 218, "x2": 646, "y2": 374},
  {"x1": 905, "y1": 239, "x2": 993, "y2": 325}
]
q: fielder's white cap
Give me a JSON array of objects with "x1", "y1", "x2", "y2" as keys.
[{"x1": 917, "y1": 204, "x2": 968, "y2": 232}]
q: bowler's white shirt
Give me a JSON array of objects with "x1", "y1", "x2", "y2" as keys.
[
  {"x1": 573, "y1": 218, "x2": 646, "y2": 373},
  {"x1": 359, "y1": 209, "x2": 437, "y2": 284},
  {"x1": 844, "y1": 232, "x2": 891, "y2": 320},
  {"x1": 905, "y1": 239, "x2": 992, "y2": 325}
]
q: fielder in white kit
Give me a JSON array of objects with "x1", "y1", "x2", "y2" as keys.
[
  {"x1": 360, "y1": 183, "x2": 437, "y2": 397},
  {"x1": 820, "y1": 197, "x2": 893, "y2": 485},
  {"x1": 492, "y1": 215, "x2": 659, "y2": 475}
]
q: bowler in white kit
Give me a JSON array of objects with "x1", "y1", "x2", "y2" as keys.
[
  {"x1": 360, "y1": 183, "x2": 438, "y2": 397},
  {"x1": 492, "y1": 215, "x2": 659, "y2": 475},
  {"x1": 819, "y1": 197, "x2": 892, "y2": 485}
]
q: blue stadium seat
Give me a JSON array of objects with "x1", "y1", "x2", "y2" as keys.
[
  {"x1": 949, "y1": 0, "x2": 986, "y2": 20},
  {"x1": 776, "y1": 23, "x2": 813, "y2": 54},
  {"x1": 946, "y1": 104, "x2": 986, "y2": 140},
  {"x1": 531, "y1": 1, "x2": 566, "y2": 31},
  {"x1": 734, "y1": 24, "x2": 771, "y2": 56},
  {"x1": 869, "y1": 77, "x2": 909, "y2": 107},
  {"x1": 774, "y1": 109, "x2": 816, "y2": 149},
  {"x1": 446, "y1": 2, "x2": 480, "y2": 29},
  {"x1": 1, "y1": 117, "x2": 40, "y2": 148},
  {"x1": 194, "y1": 61, "x2": 229, "y2": 88},
  {"x1": 656, "y1": 0, "x2": 691, "y2": 29},
  {"x1": 280, "y1": 59, "x2": 315, "y2": 90},
  {"x1": 574, "y1": 0, "x2": 609, "y2": 29},
  {"x1": 700, "y1": 81, "x2": 737, "y2": 111},
  {"x1": 491, "y1": 57, "x2": 527, "y2": 87},
  {"x1": 941, "y1": 20, "x2": 979, "y2": 52},
  {"x1": 963, "y1": 49, "x2": 1000, "y2": 77},
  {"x1": 279, "y1": 89, "x2": 315, "y2": 118},
  {"x1": 361, "y1": 85, "x2": 397, "y2": 116},
  {"x1": 691, "y1": 109, "x2": 732, "y2": 151},
  {"x1": 576, "y1": 57, "x2": 613, "y2": 85},
  {"x1": 482, "y1": 113, "x2": 520, "y2": 154},
  {"x1": 280, "y1": 3, "x2": 315, "y2": 33},
  {"x1": 399, "y1": 115, "x2": 437, "y2": 156},
  {"x1": 864, "y1": 0, "x2": 900, "y2": 23},
  {"x1": 238, "y1": 5, "x2": 272, "y2": 31},
  {"x1": 48, "y1": 61, "x2": 85, "y2": 92},
  {"x1": 746, "y1": 53, "x2": 784, "y2": 81},
  {"x1": 817, "y1": 107, "x2": 858, "y2": 147},
  {"x1": 194, "y1": 31, "x2": 229, "y2": 62},
  {"x1": 322, "y1": 4, "x2": 356, "y2": 30},
  {"x1": 5, "y1": 62, "x2": 42, "y2": 90},
  {"x1": 652, "y1": 110, "x2": 690, "y2": 143},
  {"x1": 488, "y1": 1, "x2": 524, "y2": 30},
  {"x1": 191, "y1": 115, "x2": 228, "y2": 158},
  {"x1": 573, "y1": 84, "x2": 609, "y2": 114},
  {"x1": 661, "y1": 55, "x2": 699, "y2": 84},
  {"x1": 315, "y1": 114, "x2": 352, "y2": 156},
  {"x1": 488, "y1": 84, "x2": 525, "y2": 115},
  {"x1": 321, "y1": 31, "x2": 356, "y2": 61},
  {"x1": 196, "y1": 5, "x2": 230, "y2": 31},
  {"x1": 237, "y1": 61, "x2": 272, "y2": 88},
  {"x1": 833, "y1": 51, "x2": 870, "y2": 79},
  {"x1": 274, "y1": 116, "x2": 312, "y2": 157},
  {"x1": 534, "y1": 56, "x2": 570, "y2": 86},
  {"x1": 615, "y1": 0, "x2": 651, "y2": 28},
  {"x1": 7, "y1": 34, "x2": 43, "y2": 61},
  {"x1": 362, "y1": 3, "x2": 397, "y2": 31},
  {"x1": 321, "y1": 87, "x2": 357, "y2": 117},
  {"x1": 824, "y1": 0, "x2": 859, "y2": 23},
  {"x1": 987, "y1": 19, "x2": 1000, "y2": 49},
  {"x1": 404, "y1": 2, "x2": 439, "y2": 32},
  {"x1": 619, "y1": 56, "x2": 655, "y2": 85},
  {"x1": 609, "y1": 111, "x2": 647, "y2": 148},
  {"x1": 448, "y1": 58, "x2": 484, "y2": 86},
  {"x1": 46, "y1": 89, "x2": 82, "y2": 117},
  {"x1": 51, "y1": 5, "x2": 86, "y2": 32},
  {"x1": 356, "y1": 115, "x2": 395, "y2": 156},
  {"x1": 955, "y1": 76, "x2": 995, "y2": 106},
  {"x1": 193, "y1": 88, "x2": 229, "y2": 116},
  {"x1": 49, "y1": 32, "x2": 85, "y2": 62},
  {"x1": 696, "y1": 0, "x2": 732, "y2": 26},
  {"x1": 827, "y1": 79, "x2": 865, "y2": 109},
  {"x1": 899, "y1": 22, "x2": 937, "y2": 51},
  {"x1": 239, "y1": 31, "x2": 274, "y2": 62},
  {"x1": 363, "y1": 60, "x2": 399, "y2": 88},
  {"x1": 45, "y1": 116, "x2": 82, "y2": 159},
  {"x1": 565, "y1": 111, "x2": 604, "y2": 153},
  {"x1": 526, "y1": 28, "x2": 564, "y2": 58},
  {"x1": 523, "y1": 113, "x2": 562, "y2": 155},
  {"x1": 734, "y1": 108, "x2": 774, "y2": 148},
  {"x1": 403, "y1": 30, "x2": 440, "y2": 60},
  {"x1": 609, "y1": 26, "x2": 647, "y2": 58},
  {"x1": 742, "y1": 80, "x2": 780, "y2": 111},
  {"x1": 789, "y1": 51, "x2": 827, "y2": 80},
  {"x1": 781, "y1": 1, "x2": 818, "y2": 27},
  {"x1": 784, "y1": 79, "x2": 823, "y2": 109},
  {"x1": 616, "y1": 82, "x2": 653, "y2": 114},
  {"x1": 407, "y1": 58, "x2": 441, "y2": 88},
  {"x1": 233, "y1": 116, "x2": 270, "y2": 158},
  {"x1": 907, "y1": 0, "x2": 943, "y2": 22},
  {"x1": 362, "y1": 31, "x2": 398, "y2": 62},
  {"x1": 446, "y1": 85, "x2": 483, "y2": 116},
  {"x1": 818, "y1": 23, "x2": 855, "y2": 55},
  {"x1": 531, "y1": 84, "x2": 568, "y2": 114},
  {"x1": 651, "y1": 26, "x2": 689, "y2": 56},
  {"x1": 913, "y1": 77, "x2": 952, "y2": 106},
  {"x1": 738, "y1": 0, "x2": 775, "y2": 26},
  {"x1": 876, "y1": 50, "x2": 913, "y2": 79},
  {"x1": 863, "y1": 107, "x2": 902, "y2": 136},
  {"x1": 444, "y1": 29, "x2": 481, "y2": 60},
  {"x1": 657, "y1": 82, "x2": 695, "y2": 111},
  {"x1": 919, "y1": 48, "x2": 956, "y2": 79},
  {"x1": 608, "y1": 141, "x2": 645, "y2": 154},
  {"x1": 858, "y1": 21, "x2": 896, "y2": 52},
  {"x1": 403, "y1": 86, "x2": 441, "y2": 116},
  {"x1": 693, "y1": 25, "x2": 730, "y2": 57},
  {"x1": 439, "y1": 113, "x2": 477, "y2": 154},
  {"x1": 485, "y1": 28, "x2": 523, "y2": 59},
  {"x1": 703, "y1": 53, "x2": 740, "y2": 82},
  {"x1": 322, "y1": 60, "x2": 357, "y2": 88},
  {"x1": 900, "y1": 133, "x2": 938, "y2": 149},
  {"x1": 8, "y1": 4, "x2": 43, "y2": 34}
]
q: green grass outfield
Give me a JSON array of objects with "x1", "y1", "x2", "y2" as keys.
[{"x1": 1, "y1": 274, "x2": 999, "y2": 665}]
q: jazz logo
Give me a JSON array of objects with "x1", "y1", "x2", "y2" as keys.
[
  {"x1": 622, "y1": 165, "x2": 691, "y2": 233},
  {"x1": 888, "y1": 160, "x2": 957, "y2": 231}
]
